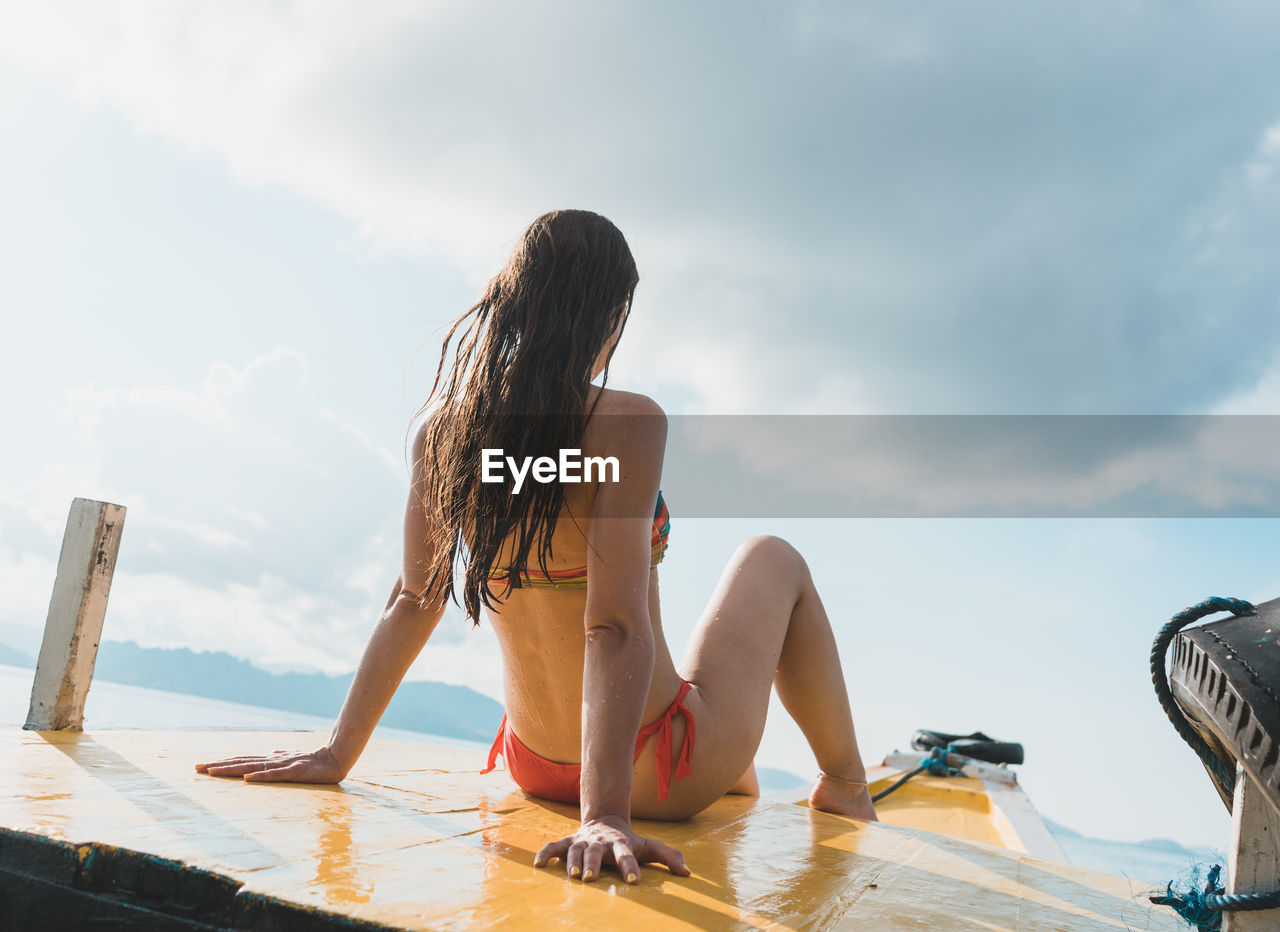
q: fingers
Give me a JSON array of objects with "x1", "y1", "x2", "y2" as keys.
[
  {"x1": 533, "y1": 837, "x2": 616, "y2": 882},
  {"x1": 581, "y1": 843, "x2": 606, "y2": 883},
  {"x1": 198, "y1": 750, "x2": 342, "y2": 785},
  {"x1": 613, "y1": 841, "x2": 641, "y2": 884},
  {"x1": 200, "y1": 759, "x2": 275, "y2": 778},
  {"x1": 244, "y1": 760, "x2": 307, "y2": 783},
  {"x1": 566, "y1": 840, "x2": 587, "y2": 879},
  {"x1": 638, "y1": 838, "x2": 690, "y2": 877},
  {"x1": 198, "y1": 757, "x2": 298, "y2": 778},
  {"x1": 195, "y1": 755, "x2": 267, "y2": 774},
  {"x1": 533, "y1": 830, "x2": 688, "y2": 884},
  {"x1": 533, "y1": 838, "x2": 570, "y2": 869}
]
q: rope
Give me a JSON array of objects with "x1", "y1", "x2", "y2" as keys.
[
  {"x1": 871, "y1": 765, "x2": 926, "y2": 803},
  {"x1": 1148, "y1": 596, "x2": 1253, "y2": 798},
  {"x1": 920, "y1": 747, "x2": 961, "y2": 777},
  {"x1": 1151, "y1": 865, "x2": 1226, "y2": 931},
  {"x1": 1147, "y1": 596, "x2": 1280, "y2": 924},
  {"x1": 1150, "y1": 864, "x2": 1280, "y2": 930},
  {"x1": 871, "y1": 748, "x2": 960, "y2": 802},
  {"x1": 1207, "y1": 890, "x2": 1280, "y2": 911}
]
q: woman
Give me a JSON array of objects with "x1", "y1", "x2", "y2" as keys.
[{"x1": 196, "y1": 209, "x2": 877, "y2": 885}]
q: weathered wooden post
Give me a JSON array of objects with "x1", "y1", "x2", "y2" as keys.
[
  {"x1": 1223, "y1": 762, "x2": 1280, "y2": 931},
  {"x1": 24, "y1": 498, "x2": 126, "y2": 731}
]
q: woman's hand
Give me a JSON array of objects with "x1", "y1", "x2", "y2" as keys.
[
  {"x1": 195, "y1": 746, "x2": 346, "y2": 784},
  {"x1": 534, "y1": 815, "x2": 690, "y2": 884}
]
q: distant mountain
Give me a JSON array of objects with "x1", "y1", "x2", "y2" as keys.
[
  {"x1": 1045, "y1": 818, "x2": 1217, "y2": 858},
  {"x1": 1043, "y1": 817, "x2": 1223, "y2": 882},
  {"x1": 1043, "y1": 818, "x2": 1082, "y2": 838},
  {"x1": 93, "y1": 641, "x2": 503, "y2": 743},
  {"x1": 0, "y1": 642, "x2": 33, "y2": 668}
]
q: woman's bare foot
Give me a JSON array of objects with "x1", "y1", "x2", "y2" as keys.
[{"x1": 809, "y1": 772, "x2": 879, "y2": 821}]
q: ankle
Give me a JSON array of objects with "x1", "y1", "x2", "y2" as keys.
[{"x1": 818, "y1": 769, "x2": 869, "y2": 788}]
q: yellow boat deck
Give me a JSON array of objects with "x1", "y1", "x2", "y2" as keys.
[
  {"x1": 866, "y1": 762, "x2": 1056, "y2": 856},
  {"x1": 0, "y1": 728, "x2": 1180, "y2": 930},
  {"x1": 873, "y1": 771, "x2": 1013, "y2": 848}
]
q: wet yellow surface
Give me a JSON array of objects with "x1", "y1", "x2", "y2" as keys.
[
  {"x1": 870, "y1": 771, "x2": 1009, "y2": 849},
  {"x1": 0, "y1": 728, "x2": 1180, "y2": 930}
]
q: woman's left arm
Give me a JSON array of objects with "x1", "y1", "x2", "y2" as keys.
[
  {"x1": 197, "y1": 426, "x2": 446, "y2": 781},
  {"x1": 534, "y1": 397, "x2": 690, "y2": 883}
]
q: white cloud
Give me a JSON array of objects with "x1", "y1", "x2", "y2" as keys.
[
  {"x1": 661, "y1": 414, "x2": 1280, "y2": 518},
  {"x1": 0, "y1": 551, "x2": 57, "y2": 645},
  {"x1": 1215, "y1": 358, "x2": 1280, "y2": 414},
  {"x1": 104, "y1": 567, "x2": 499, "y2": 694},
  {"x1": 221, "y1": 505, "x2": 272, "y2": 531},
  {"x1": 0, "y1": 348, "x2": 439, "y2": 676},
  {"x1": 95, "y1": 565, "x2": 495, "y2": 698},
  {"x1": 1246, "y1": 122, "x2": 1280, "y2": 188},
  {"x1": 55, "y1": 347, "x2": 403, "y2": 582},
  {"x1": 0, "y1": 2, "x2": 525, "y2": 273},
  {"x1": 144, "y1": 515, "x2": 250, "y2": 550},
  {"x1": 7, "y1": 4, "x2": 1280, "y2": 414},
  {"x1": 0, "y1": 462, "x2": 110, "y2": 540}
]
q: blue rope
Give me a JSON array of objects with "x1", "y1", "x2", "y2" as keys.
[
  {"x1": 1151, "y1": 864, "x2": 1226, "y2": 931},
  {"x1": 920, "y1": 747, "x2": 961, "y2": 777},
  {"x1": 1150, "y1": 863, "x2": 1280, "y2": 930},
  {"x1": 871, "y1": 747, "x2": 962, "y2": 802},
  {"x1": 1206, "y1": 889, "x2": 1280, "y2": 911}
]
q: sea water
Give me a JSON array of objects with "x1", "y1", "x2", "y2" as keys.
[{"x1": 0, "y1": 663, "x2": 486, "y2": 750}]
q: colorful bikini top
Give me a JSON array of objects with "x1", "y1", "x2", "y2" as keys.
[{"x1": 488, "y1": 491, "x2": 670, "y2": 591}]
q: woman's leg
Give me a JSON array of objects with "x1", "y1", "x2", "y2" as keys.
[
  {"x1": 678, "y1": 535, "x2": 876, "y2": 819},
  {"x1": 726, "y1": 763, "x2": 760, "y2": 796}
]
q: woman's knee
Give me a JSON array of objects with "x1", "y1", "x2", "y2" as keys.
[{"x1": 735, "y1": 534, "x2": 807, "y2": 576}]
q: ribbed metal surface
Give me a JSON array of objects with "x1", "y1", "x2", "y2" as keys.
[{"x1": 1171, "y1": 596, "x2": 1280, "y2": 812}]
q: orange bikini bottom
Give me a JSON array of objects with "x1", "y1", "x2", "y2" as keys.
[{"x1": 481, "y1": 681, "x2": 696, "y2": 804}]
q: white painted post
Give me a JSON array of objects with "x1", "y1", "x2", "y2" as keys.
[
  {"x1": 24, "y1": 498, "x2": 126, "y2": 731},
  {"x1": 1223, "y1": 762, "x2": 1280, "y2": 931}
]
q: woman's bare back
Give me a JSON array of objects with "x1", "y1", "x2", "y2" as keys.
[{"x1": 480, "y1": 387, "x2": 685, "y2": 765}]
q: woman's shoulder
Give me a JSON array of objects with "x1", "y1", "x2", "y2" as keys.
[
  {"x1": 591, "y1": 387, "x2": 667, "y2": 420},
  {"x1": 409, "y1": 417, "x2": 434, "y2": 462},
  {"x1": 585, "y1": 389, "x2": 667, "y2": 459}
]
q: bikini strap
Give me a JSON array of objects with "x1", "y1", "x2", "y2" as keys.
[
  {"x1": 634, "y1": 681, "x2": 696, "y2": 802},
  {"x1": 480, "y1": 713, "x2": 507, "y2": 774}
]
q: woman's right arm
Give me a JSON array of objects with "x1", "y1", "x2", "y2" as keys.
[
  {"x1": 196, "y1": 428, "x2": 446, "y2": 782},
  {"x1": 322, "y1": 569, "x2": 446, "y2": 777}
]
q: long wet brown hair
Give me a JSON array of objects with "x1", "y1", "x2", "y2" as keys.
[{"x1": 414, "y1": 209, "x2": 638, "y2": 620}]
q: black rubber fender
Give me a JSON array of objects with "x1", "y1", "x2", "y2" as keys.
[
  {"x1": 1169, "y1": 595, "x2": 1280, "y2": 813},
  {"x1": 911, "y1": 729, "x2": 1025, "y2": 766}
]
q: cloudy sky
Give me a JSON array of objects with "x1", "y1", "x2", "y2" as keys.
[{"x1": 3, "y1": 2, "x2": 1280, "y2": 851}]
